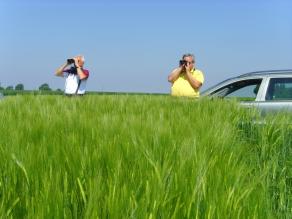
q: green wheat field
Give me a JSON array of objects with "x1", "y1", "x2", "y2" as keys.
[{"x1": 0, "y1": 95, "x2": 292, "y2": 218}]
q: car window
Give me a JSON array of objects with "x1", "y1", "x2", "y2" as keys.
[
  {"x1": 266, "y1": 78, "x2": 292, "y2": 100},
  {"x1": 211, "y1": 79, "x2": 262, "y2": 101}
]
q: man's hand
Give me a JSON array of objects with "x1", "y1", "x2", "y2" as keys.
[
  {"x1": 184, "y1": 62, "x2": 192, "y2": 73},
  {"x1": 185, "y1": 67, "x2": 202, "y2": 90},
  {"x1": 73, "y1": 57, "x2": 80, "y2": 68},
  {"x1": 179, "y1": 66, "x2": 185, "y2": 73}
]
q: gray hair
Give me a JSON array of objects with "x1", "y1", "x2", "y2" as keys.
[{"x1": 182, "y1": 53, "x2": 194, "y2": 60}]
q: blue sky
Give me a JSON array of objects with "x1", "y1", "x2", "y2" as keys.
[{"x1": 1, "y1": 0, "x2": 291, "y2": 93}]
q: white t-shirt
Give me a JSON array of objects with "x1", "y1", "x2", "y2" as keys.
[{"x1": 63, "y1": 67, "x2": 89, "y2": 94}]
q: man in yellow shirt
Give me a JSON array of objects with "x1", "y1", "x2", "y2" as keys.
[{"x1": 168, "y1": 53, "x2": 204, "y2": 97}]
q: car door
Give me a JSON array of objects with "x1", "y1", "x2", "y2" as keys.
[{"x1": 257, "y1": 77, "x2": 292, "y2": 114}]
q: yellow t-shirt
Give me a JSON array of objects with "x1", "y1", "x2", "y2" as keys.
[{"x1": 171, "y1": 68, "x2": 204, "y2": 97}]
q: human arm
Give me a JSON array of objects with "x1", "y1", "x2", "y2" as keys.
[
  {"x1": 168, "y1": 67, "x2": 183, "y2": 83},
  {"x1": 74, "y1": 57, "x2": 89, "y2": 80},
  {"x1": 55, "y1": 62, "x2": 69, "y2": 77},
  {"x1": 76, "y1": 67, "x2": 89, "y2": 80},
  {"x1": 185, "y1": 63, "x2": 202, "y2": 89}
]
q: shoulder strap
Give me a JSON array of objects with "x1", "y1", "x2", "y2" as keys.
[{"x1": 75, "y1": 79, "x2": 82, "y2": 94}]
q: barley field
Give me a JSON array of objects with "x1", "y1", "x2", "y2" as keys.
[{"x1": 0, "y1": 95, "x2": 292, "y2": 218}]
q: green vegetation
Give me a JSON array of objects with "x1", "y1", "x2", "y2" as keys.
[
  {"x1": 15, "y1": 84, "x2": 24, "y2": 91},
  {"x1": 38, "y1": 83, "x2": 52, "y2": 91},
  {"x1": 0, "y1": 90, "x2": 63, "y2": 96},
  {"x1": 0, "y1": 95, "x2": 292, "y2": 218},
  {"x1": 0, "y1": 90, "x2": 167, "y2": 97}
]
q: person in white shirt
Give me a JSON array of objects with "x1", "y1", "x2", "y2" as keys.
[{"x1": 55, "y1": 55, "x2": 90, "y2": 95}]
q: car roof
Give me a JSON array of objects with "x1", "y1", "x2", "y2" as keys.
[
  {"x1": 214, "y1": 69, "x2": 292, "y2": 86},
  {"x1": 237, "y1": 69, "x2": 292, "y2": 78}
]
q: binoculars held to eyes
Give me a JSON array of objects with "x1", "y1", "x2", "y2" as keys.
[
  {"x1": 179, "y1": 60, "x2": 188, "y2": 66},
  {"x1": 179, "y1": 60, "x2": 194, "y2": 66},
  {"x1": 67, "y1": 59, "x2": 75, "y2": 64}
]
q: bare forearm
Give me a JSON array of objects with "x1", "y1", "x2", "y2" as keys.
[
  {"x1": 55, "y1": 63, "x2": 68, "y2": 76},
  {"x1": 168, "y1": 67, "x2": 182, "y2": 83},
  {"x1": 77, "y1": 68, "x2": 87, "y2": 80},
  {"x1": 186, "y1": 72, "x2": 202, "y2": 89}
]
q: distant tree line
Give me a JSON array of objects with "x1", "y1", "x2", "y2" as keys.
[
  {"x1": 0, "y1": 83, "x2": 62, "y2": 92},
  {"x1": 0, "y1": 82, "x2": 64, "y2": 96}
]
